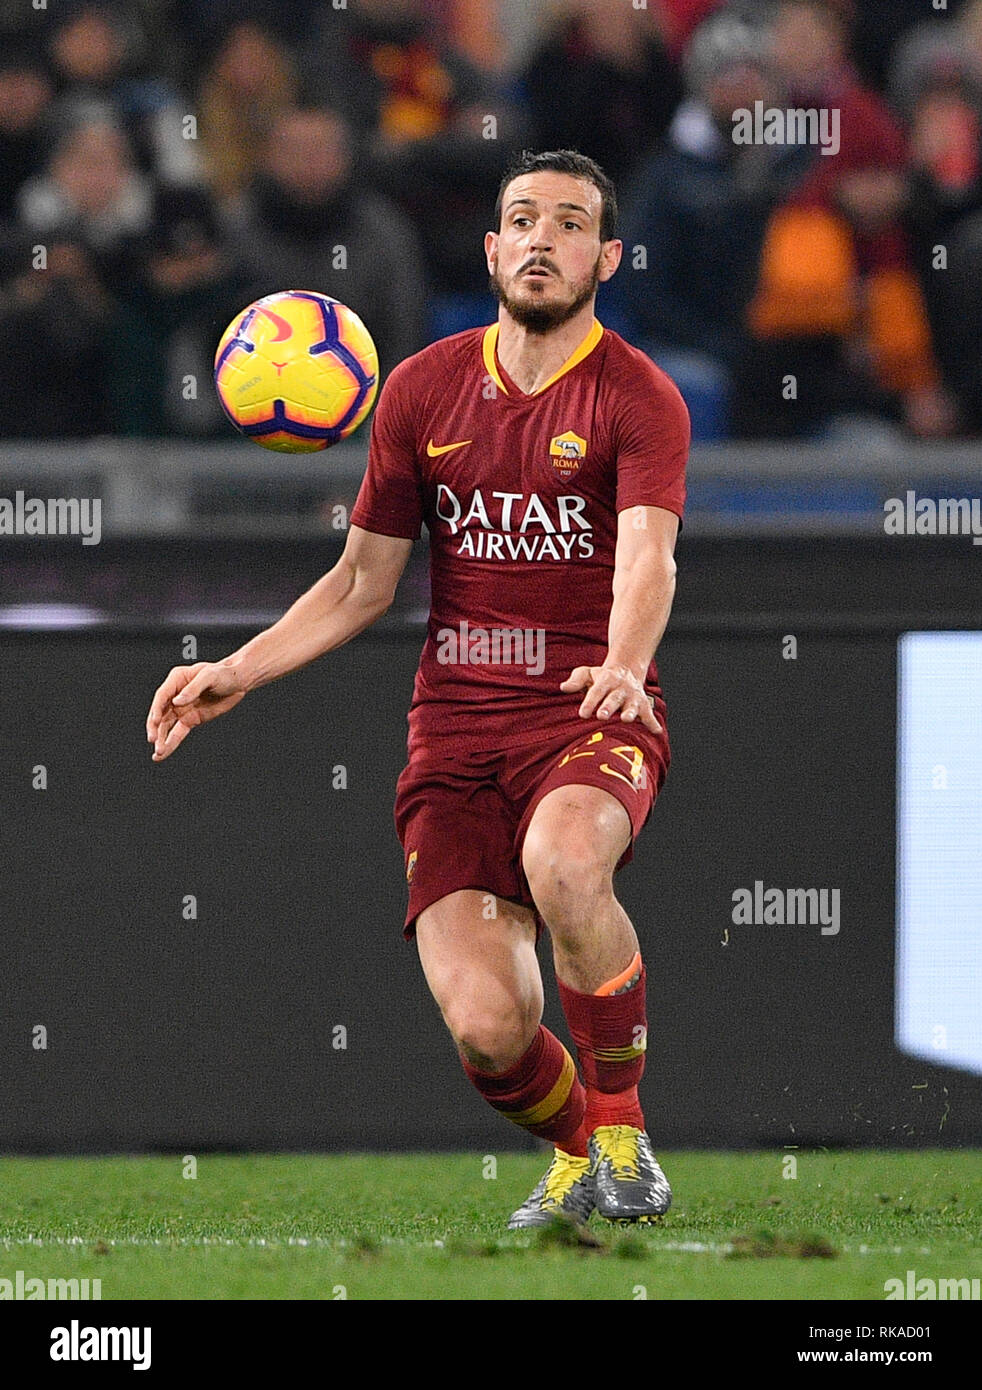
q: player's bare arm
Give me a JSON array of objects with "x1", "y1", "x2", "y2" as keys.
[
  {"x1": 560, "y1": 504, "x2": 679, "y2": 733},
  {"x1": 145, "y1": 525, "x2": 412, "y2": 762}
]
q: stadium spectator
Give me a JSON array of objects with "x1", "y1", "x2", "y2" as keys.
[
  {"x1": 520, "y1": 0, "x2": 683, "y2": 189},
  {"x1": 197, "y1": 20, "x2": 297, "y2": 203},
  {"x1": 304, "y1": 0, "x2": 501, "y2": 146},
  {"x1": 930, "y1": 205, "x2": 982, "y2": 432},
  {"x1": 611, "y1": 9, "x2": 810, "y2": 439},
  {"x1": 222, "y1": 105, "x2": 428, "y2": 382},
  {"x1": 109, "y1": 184, "x2": 252, "y2": 436},
  {"x1": 905, "y1": 78, "x2": 982, "y2": 256},
  {"x1": 855, "y1": 0, "x2": 973, "y2": 94},
  {"x1": 889, "y1": 0, "x2": 982, "y2": 123},
  {"x1": 302, "y1": 0, "x2": 522, "y2": 317},
  {"x1": 421, "y1": 0, "x2": 507, "y2": 72},
  {"x1": 367, "y1": 122, "x2": 516, "y2": 316},
  {"x1": 902, "y1": 63, "x2": 982, "y2": 432},
  {"x1": 0, "y1": 239, "x2": 113, "y2": 437},
  {"x1": 659, "y1": 0, "x2": 726, "y2": 60},
  {"x1": 491, "y1": 0, "x2": 557, "y2": 72},
  {"x1": 845, "y1": 0, "x2": 951, "y2": 93},
  {"x1": 46, "y1": 2, "x2": 201, "y2": 187},
  {"x1": 0, "y1": 41, "x2": 54, "y2": 223},
  {"x1": 17, "y1": 117, "x2": 155, "y2": 287},
  {"x1": 169, "y1": 0, "x2": 311, "y2": 58},
  {"x1": 732, "y1": 0, "x2": 956, "y2": 438},
  {"x1": 3, "y1": 114, "x2": 160, "y2": 437}
]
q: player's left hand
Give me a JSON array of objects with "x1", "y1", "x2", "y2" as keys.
[{"x1": 560, "y1": 662, "x2": 662, "y2": 734}]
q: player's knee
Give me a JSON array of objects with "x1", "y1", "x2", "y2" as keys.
[
  {"x1": 522, "y1": 830, "x2": 613, "y2": 926},
  {"x1": 443, "y1": 999, "x2": 539, "y2": 1073}
]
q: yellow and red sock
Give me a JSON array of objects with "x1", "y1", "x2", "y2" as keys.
[
  {"x1": 460, "y1": 1025, "x2": 588, "y2": 1155},
  {"x1": 557, "y1": 953, "x2": 647, "y2": 1133}
]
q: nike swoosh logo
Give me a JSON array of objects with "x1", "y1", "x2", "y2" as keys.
[
  {"x1": 427, "y1": 438, "x2": 472, "y2": 457},
  {"x1": 253, "y1": 307, "x2": 293, "y2": 342}
]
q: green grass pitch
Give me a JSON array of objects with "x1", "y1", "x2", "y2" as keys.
[{"x1": 1, "y1": 1151, "x2": 980, "y2": 1300}]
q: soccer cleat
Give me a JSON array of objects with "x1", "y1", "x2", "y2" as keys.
[
  {"x1": 507, "y1": 1149, "x2": 595, "y2": 1228},
  {"x1": 589, "y1": 1124, "x2": 672, "y2": 1223}
]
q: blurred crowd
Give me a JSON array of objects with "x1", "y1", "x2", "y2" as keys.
[{"x1": 1, "y1": 0, "x2": 981, "y2": 441}]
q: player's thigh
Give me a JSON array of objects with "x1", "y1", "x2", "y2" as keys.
[{"x1": 415, "y1": 889, "x2": 543, "y2": 1036}]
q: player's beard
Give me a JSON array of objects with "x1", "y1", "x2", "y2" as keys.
[{"x1": 489, "y1": 251, "x2": 602, "y2": 334}]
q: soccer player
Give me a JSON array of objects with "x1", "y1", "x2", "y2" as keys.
[{"x1": 146, "y1": 149, "x2": 690, "y2": 1227}]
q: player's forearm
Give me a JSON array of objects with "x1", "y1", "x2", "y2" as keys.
[
  {"x1": 605, "y1": 555, "x2": 677, "y2": 680},
  {"x1": 220, "y1": 559, "x2": 391, "y2": 693}
]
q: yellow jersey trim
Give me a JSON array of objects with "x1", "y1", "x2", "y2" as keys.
[{"x1": 481, "y1": 318, "x2": 604, "y2": 398}]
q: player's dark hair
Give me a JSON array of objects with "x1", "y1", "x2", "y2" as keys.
[{"x1": 495, "y1": 149, "x2": 618, "y2": 243}]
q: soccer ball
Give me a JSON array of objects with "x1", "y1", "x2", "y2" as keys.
[{"x1": 214, "y1": 290, "x2": 379, "y2": 452}]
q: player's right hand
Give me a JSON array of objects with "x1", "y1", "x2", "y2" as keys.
[{"x1": 146, "y1": 661, "x2": 247, "y2": 762}]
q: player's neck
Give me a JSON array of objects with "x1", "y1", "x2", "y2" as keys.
[{"x1": 495, "y1": 303, "x2": 597, "y2": 396}]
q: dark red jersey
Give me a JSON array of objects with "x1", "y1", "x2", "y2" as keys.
[{"x1": 350, "y1": 318, "x2": 690, "y2": 750}]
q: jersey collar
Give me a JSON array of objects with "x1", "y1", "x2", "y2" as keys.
[{"x1": 481, "y1": 317, "x2": 604, "y2": 398}]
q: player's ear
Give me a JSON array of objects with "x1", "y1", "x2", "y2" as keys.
[
  {"x1": 598, "y1": 238, "x2": 623, "y2": 282},
  {"x1": 485, "y1": 229, "x2": 498, "y2": 271}
]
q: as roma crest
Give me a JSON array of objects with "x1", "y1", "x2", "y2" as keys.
[{"x1": 549, "y1": 430, "x2": 587, "y2": 479}]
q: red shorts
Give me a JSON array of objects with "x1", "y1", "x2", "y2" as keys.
[{"x1": 393, "y1": 716, "x2": 670, "y2": 940}]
